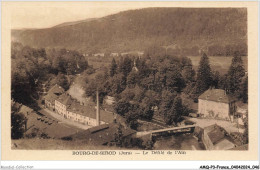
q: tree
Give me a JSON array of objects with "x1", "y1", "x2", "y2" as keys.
[
  {"x1": 125, "y1": 104, "x2": 140, "y2": 130},
  {"x1": 171, "y1": 96, "x2": 184, "y2": 124},
  {"x1": 114, "y1": 124, "x2": 123, "y2": 147},
  {"x1": 159, "y1": 89, "x2": 185, "y2": 125},
  {"x1": 110, "y1": 58, "x2": 117, "y2": 77},
  {"x1": 56, "y1": 73, "x2": 70, "y2": 91},
  {"x1": 114, "y1": 100, "x2": 131, "y2": 116},
  {"x1": 145, "y1": 138, "x2": 154, "y2": 150},
  {"x1": 118, "y1": 56, "x2": 132, "y2": 77},
  {"x1": 241, "y1": 75, "x2": 248, "y2": 103},
  {"x1": 127, "y1": 70, "x2": 138, "y2": 88},
  {"x1": 243, "y1": 114, "x2": 248, "y2": 144},
  {"x1": 11, "y1": 112, "x2": 26, "y2": 139},
  {"x1": 109, "y1": 73, "x2": 127, "y2": 95},
  {"x1": 194, "y1": 53, "x2": 212, "y2": 97},
  {"x1": 139, "y1": 95, "x2": 156, "y2": 120},
  {"x1": 226, "y1": 51, "x2": 245, "y2": 98},
  {"x1": 159, "y1": 90, "x2": 176, "y2": 125},
  {"x1": 212, "y1": 71, "x2": 220, "y2": 88},
  {"x1": 182, "y1": 66, "x2": 196, "y2": 84}
]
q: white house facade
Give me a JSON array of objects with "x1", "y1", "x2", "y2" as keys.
[{"x1": 198, "y1": 89, "x2": 237, "y2": 120}]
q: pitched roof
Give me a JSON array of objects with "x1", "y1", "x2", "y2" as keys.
[
  {"x1": 204, "y1": 124, "x2": 234, "y2": 146},
  {"x1": 48, "y1": 84, "x2": 65, "y2": 95},
  {"x1": 66, "y1": 99, "x2": 123, "y2": 123},
  {"x1": 44, "y1": 92, "x2": 59, "y2": 104},
  {"x1": 19, "y1": 105, "x2": 34, "y2": 116},
  {"x1": 205, "y1": 124, "x2": 226, "y2": 144},
  {"x1": 69, "y1": 122, "x2": 136, "y2": 145},
  {"x1": 199, "y1": 89, "x2": 236, "y2": 103},
  {"x1": 56, "y1": 93, "x2": 73, "y2": 106}
]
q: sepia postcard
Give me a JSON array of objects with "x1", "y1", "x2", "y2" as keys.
[{"x1": 1, "y1": 1, "x2": 259, "y2": 161}]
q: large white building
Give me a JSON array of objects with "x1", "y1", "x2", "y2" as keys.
[
  {"x1": 45, "y1": 85, "x2": 121, "y2": 127},
  {"x1": 198, "y1": 89, "x2": 237, "y2": 120}
]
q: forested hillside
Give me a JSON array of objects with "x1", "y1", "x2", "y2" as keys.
[{"x1": 12, "y1": 8, "x2": 247, "y2": 55}]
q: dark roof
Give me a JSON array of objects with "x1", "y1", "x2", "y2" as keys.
[
  {"x1": 69, "y1": 123, "x2": 136, "y2": 145},
  {"x1": 199, "y1": 89, "x2": 236, "y2": 103},
  {"x1": 66, "y1": 97, "x2": 124, "y2": 124},
  {"x1": 56, "y1": 93, "x2": 73, "y2": 106},
  {"x1": 44, "y1": 92, "x2": 59, "y2": 104},
  {"x1": 48, "y1": 84, "x2": 65, "y2": 95},
  {"x1": 204, "y1": 124, "x2": 235, "y2": 146},
  {"x1": 206, "y1": 126, "x2": 225, "y2": 144}
]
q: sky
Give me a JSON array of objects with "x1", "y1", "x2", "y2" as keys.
[{"x1": 10, "y1": 2, "x2": 159, "y2": 29}]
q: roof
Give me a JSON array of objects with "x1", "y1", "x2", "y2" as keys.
[
  {"x1": 199, "y1": 89, "x2": 236, "y2": 103},
  {"x1": 237, "y1": 108, "x2": 248, "y2": 114},
  {"x1": 56, "y1": 93, "x2": 73, "y2": 106},
  {"x1": 206, "y1": 125, "x2": 226, "y2": 144},
  {"x1": 204, "y1": 124, "x2": 234, "y2": 145},
  {"x1": 214, "y1": 138, "x2": 235, "y2": 150},
  {"x1": 69, "y1": 122, "x2": 136, "y2": 145},
  {"x1": 65, "y1": 96, "x2": 124, "y2": 124},
  {"x1": 44, "y1": 92, "x2": 59, "y2": 104},
  {"x1": 48, "y1": 84, "x2": 65, "y2": 95},
  {"x1": 19, "y1": 105, "x2": 34, "y2": 116}
]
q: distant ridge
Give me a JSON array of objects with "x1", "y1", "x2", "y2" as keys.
[
  {"x1": 52, "y1": 18, "x2": 97, "y2": 28},
  {"x1": 11, "y1": 7, "x2": 247, "y2": 54}
]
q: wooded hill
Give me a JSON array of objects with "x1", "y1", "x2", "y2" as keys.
[{"x1": 12, "y1": 8, "x2": 247, "y2": 55}]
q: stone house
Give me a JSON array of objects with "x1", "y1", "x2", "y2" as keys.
[
  {"x1": 198, "y1": 89, "x2": 237, "y2": 120},
  {"x1": 44, "y1": 84, "x2": 65, "y2": 111}
]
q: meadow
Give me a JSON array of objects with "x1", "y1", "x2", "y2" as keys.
[{"x1": 187, "y1": 56, "x2": 248, "y2": 75}]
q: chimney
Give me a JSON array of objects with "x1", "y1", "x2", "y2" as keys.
[{"x1": 96, "y1": 89, "x2": 100, "y2": 126}]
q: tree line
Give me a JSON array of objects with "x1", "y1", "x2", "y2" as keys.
[
  {"x1": 11, "y1": 42, "x2": 88, "y2": 105},
  {"x1": 85, "y1": 49, "x2": 247, "y2": 129}
]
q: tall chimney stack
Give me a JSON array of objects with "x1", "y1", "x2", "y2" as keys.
[{"x1": 96, "y1": 89, "x2": 100, "y2": 126}]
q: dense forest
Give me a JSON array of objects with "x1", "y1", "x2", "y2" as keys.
[
  {"x1": 12, "y1": 8, "x2": 247, "y2": 56},
  {"x1": 11, "y1": 42, "x2": 248, "y2": 135},
  {"x1": 83, "y1": 49, "x2": 248, "y2": 129},
  {"x1": 11, "y1": 42, "x2": 88, "y2": 105}
]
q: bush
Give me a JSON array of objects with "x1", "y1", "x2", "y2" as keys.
[{"x1": 11, "y1": 112, "x2": 26, "y2": 139}]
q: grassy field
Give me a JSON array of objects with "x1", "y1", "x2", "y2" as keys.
[{"x1": 187, "y1": 56, "x2": 248, "y2": 75}]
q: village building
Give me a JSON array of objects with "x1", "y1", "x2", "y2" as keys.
[
  {"x1": 44, "y1": 84, "x2": 65, "y2": 111},
  {"x1": 55, "y1": 93, "x2": 73, "y2": 117},
  {"x1": 110, "y1": 53, "x2": 119, "y2": 57},
  {"x1": 44, "y1": 85, "x2": 125, "y2": 127},
  {"x1": 68, "y1": 122, "x2": 136, "y2": 146},
  {"x1": 202, "y1": 124, "x2": 236, "y2": 150},
  {"x1": 83, "y1": 53, "x2": 89, "y2": 57},
  {"x1": 93, "y1": 53, "x2": 105, "y2": 57},
  {"x1": 198, "y1": 89, "x2": 237, "y2": 120},
  {"x1": 104, "y1": 96, "x2": 116, "y2": 106}
]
